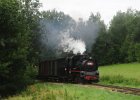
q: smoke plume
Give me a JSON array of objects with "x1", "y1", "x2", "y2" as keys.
[
  {"x1": 40, "y1": 11, "x2": 101, "y2": 59},
  {"x1": 59, "y1": 31, "x2": 86, "y2": 54}
]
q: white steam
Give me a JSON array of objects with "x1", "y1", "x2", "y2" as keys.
[{"x1": 59, "y1": 32, "x2": 86, "y2": 54}]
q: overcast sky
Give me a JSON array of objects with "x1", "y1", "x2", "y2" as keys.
[{"x1": 40, "y1": 0, "x2": 140, "y2": 25}]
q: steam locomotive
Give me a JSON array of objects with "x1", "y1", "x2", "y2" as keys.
[{"x1": 38, "y1": 54, "x2": 99, "y2": 83}]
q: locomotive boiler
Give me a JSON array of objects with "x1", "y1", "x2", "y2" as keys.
[{"x1": 38, "y1": 54, "x2": 99, "y2": 83}]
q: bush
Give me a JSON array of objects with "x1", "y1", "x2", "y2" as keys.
[{"x1": 0, "y1": 0, "x2": 40, "y2": 97}]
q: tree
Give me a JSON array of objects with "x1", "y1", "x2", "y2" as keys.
[
  {"x1": 135, "y1": 43, "x2": 140, "y2": 62},
  {"x1": 0, "y1": 0, "x2": 40, "y2": 95},
  {"x1": 92, "y1": 9, "x2": 140, "y2": 65}
]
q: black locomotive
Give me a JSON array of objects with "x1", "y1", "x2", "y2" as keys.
[{"x1": 38, "y1": 54, "x2": 99, "y2": 83}]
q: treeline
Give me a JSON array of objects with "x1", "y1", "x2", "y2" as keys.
[
  {"x1": 92, "y1": 9, "x2": 140, "y2": 65},
  {"x1": 39, "y1": 9, "x2": 140, "y2": 66}
]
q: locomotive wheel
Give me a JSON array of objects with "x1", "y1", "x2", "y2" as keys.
[
  {"x1": 75, "y1": 76, "x2": 84, "y2": 84},
  {"x1": 87, "y1": 80, "x2": 92, "y2": 84}
]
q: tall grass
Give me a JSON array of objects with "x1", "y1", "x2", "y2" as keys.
[{"x1": 100, "y1": 75, "x2": 140, "y2": 87}]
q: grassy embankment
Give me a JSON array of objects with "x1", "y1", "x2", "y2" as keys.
[
  {"x1": 99, "y1": 63, "x2": 140, "y2": 88},
  {"x1": 5, "y1": 83, "x2": 140, "y2": 100}
]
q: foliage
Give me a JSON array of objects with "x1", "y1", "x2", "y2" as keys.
[
  {"x1": 0, "y1": 0, "x2": 40, "y2": 96},
  {"x1": 92, "y1": 9, "x2": 140, "y2": 65},
  {"x1": 135, "y1": 43, "x2": 140, "y2": 62}
]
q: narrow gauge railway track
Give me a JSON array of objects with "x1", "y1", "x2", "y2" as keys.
[
  {"x1": 49, "y1": 82, "x2": 140, "y2": 96},
  {"x1": 90, "y1": 83, "x2": 140, "y2": 96}
]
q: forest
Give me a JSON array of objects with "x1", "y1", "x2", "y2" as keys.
[{"x1": 0, "y1": 0, "x2": 140, "y2": 96}]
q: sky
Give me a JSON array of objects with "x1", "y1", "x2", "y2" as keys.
[{"x1": 39, "y1": 0, "x2": 140, "y2": 25}]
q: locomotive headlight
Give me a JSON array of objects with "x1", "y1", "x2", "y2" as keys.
[{"x1": 87, "y1": 62, "x2": 94, "y2": 66}]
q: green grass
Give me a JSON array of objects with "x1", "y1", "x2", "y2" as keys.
[
  {"x1": 99, "y1": 63, "x2": 140, "y2": 87},
  {"x1": 5, "y1": 83, "x2": 140, "y2": 100}
]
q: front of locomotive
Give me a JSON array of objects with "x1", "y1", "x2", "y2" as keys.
[
  {"x1": 66, "y1": 53, "x2": 99, "y2": 83},
  {"x1": 80, "y1": 56, "x2": 99, "y2": 82}
]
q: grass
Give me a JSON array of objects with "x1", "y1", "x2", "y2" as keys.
[
  {"x1": 5, "y1": 83, "x2": 140, "y2": 100},
  {"x1": 99, "y1": 63, "x2": 140, "y2": 87}
]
